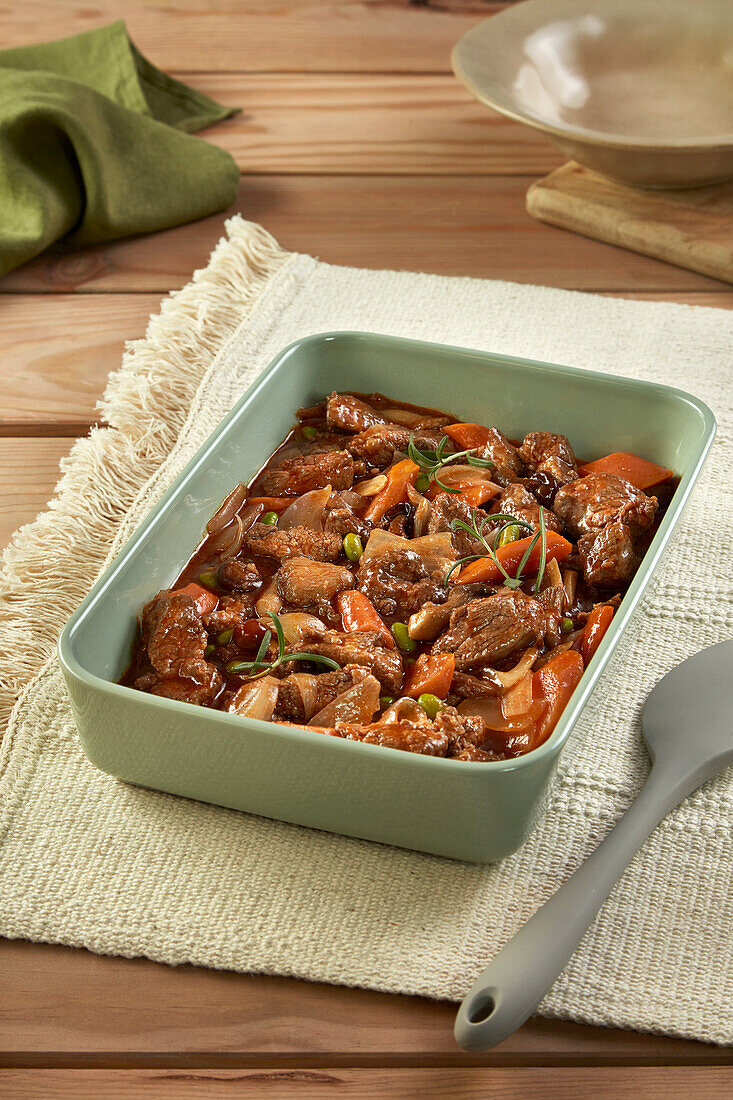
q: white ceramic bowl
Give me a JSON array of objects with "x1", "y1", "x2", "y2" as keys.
[{"x1": 452, "y1": 0, "x2": 733, "y2": 188}]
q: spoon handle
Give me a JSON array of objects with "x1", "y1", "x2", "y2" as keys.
[{"x1": 454, "y1": 765, "x2": 700, "y2": 1051}]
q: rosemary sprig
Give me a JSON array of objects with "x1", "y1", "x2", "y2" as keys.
[
  {"x1": 407, "y1": 433, "x2": 494, "y2": 494},
  {"x1": 226, "y1": 612, "x2": 340, "y2": 679},
  {"x1": 443, "y1": 506, "x2": 549, "y2": 593}
]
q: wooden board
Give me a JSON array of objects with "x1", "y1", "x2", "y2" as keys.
[{"x1": 527, "y1": 163, "x2": 733, "y2": 285}]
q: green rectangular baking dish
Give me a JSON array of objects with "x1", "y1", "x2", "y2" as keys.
[{"x1": 58, "y1": 332, "x2": 715, "y2": 863}]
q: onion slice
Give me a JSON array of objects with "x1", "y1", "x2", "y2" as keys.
[
  {"x1": 279, "y1": 486, "x2": 333, "y2": 531},
  {"x1": 255, "y1": 578, "x2": 282, "y2": 617},
  {"x1": 206, "y1": 483, "x2": 248, "y2": 535},
  {"x1": 406, "y1": 483, "x2": 432, "y2": 538},
  {"x1": 500, "y1": 670, "x2": 533, "y2": 718},
  {"x1": 274, "y1": 612, "x2": 327, "y2": 646},
  {"x1": 361, "y1": 529, "x2": 456, "y2": 573},
  {"x1": 494, "y1": 647, "x2": 540, "y2": 692},
  {"x1": 457, "y1": 696, "x2": 545, "y2": 732},
  {"x1": 227, "y1": 676, "x2": 280, "y2": 721},
  {"x1": 310, "y1": 677, "x2": 381, "y2": 727}
]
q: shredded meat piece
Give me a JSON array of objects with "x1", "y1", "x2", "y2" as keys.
[
  {"x1": 435, "y1": 708, "x2": 492, "y2": 759},
  {"x1": 145, "y1": 667, "x2": 223, "y2": 706},
  {"x1": 433, "y1": 591, "x2": 545, "y2": 670},
  {"x1": 349, "y1": 425, "x2": 449, "y2": 467},
  {"x1": 276, "y1": 556, "x2": 355, "y2": 607},
  {"x1": 493, "y1": 482, "x2": 563, "y2": 533},
  {"x1": 290, "y1": 630, "x2": 403, "y2": 694},
  {"x1": 323, "y1": 499, "x2": 372, "y2": 541},
  {"x1": 217, "y1": 559, "x2": 262, "y2": 592},
  {"x1": 578, "y1": 520, "x2": 638, "y2": 587},
  {"x1": 427, "y1": 494, "x2": 487, "y2": 556},
  {"x1": 407, "y1": 582, "x2": 492, "y2": 642},
  {"x1": 519, "y1": 432, "x2": 578, "y2": 486},
  {"x1": 335, "y1": 721, "x2": 450, "y2": 757},
  {"x1": 326, "y1": 392, "x2": 387, "y2": 433},
  {"x1": 481, "y1": 427, "x2": 524, "y2": 480},
  {"x1": 332, "y1": 701, "x2": 491, "y2": 759},
  {"x1": 256, "y1": 450, "x2": 354, "y2": 496},
  {"x1": 245, "y1": 523, "x2": 344, "y2": 563},
  {"x1": 554, "y1": 473, "x2": 658, "y2": 538},
  {"x1": 357, "y1": 545, "x2": 446, "y2": 618},
  {"x1": 204, "y1": 594, "x2": 256, "y2": 635}
]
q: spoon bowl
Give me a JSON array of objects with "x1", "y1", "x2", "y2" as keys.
[{"x1": 455, "y1": 639, "x2": 733, "y2": 1051}]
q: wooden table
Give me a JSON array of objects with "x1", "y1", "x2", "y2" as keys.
[{"x1": 1, "y1": 4, "x2": 731, "y2": 1097}]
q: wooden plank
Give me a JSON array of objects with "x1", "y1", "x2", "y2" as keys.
[
  {"x1": 0, "y1": 297, "x2": 154, "y2": 431},
  {"x1": 2, "y1": 1067, "x2": 733, "y2": 1098},
  {"x1": 0, "y1": 289, "x2": 730, "y2": 433},
  {"x1": 186, "y1": 73, "x2": 564, "y2": 176},
  {"x1": 0, "y1": 439, "x2": 71, "y2": 550},
  {"x1": 0, "y1": 1, "x2": 510, "y2": 74},
  {"x1": 3, "y1": 178, "x2": 730, "y2": 296},
  {"x1": 0, "y1": 941, "x2": 727, "y2": 1066}
]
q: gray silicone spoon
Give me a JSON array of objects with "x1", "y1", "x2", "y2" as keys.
[{"x1": 455, "y1": 638, "x2": 733, "y2": 1051}]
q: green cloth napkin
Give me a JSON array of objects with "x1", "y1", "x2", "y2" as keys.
[{"x1": 0, "y1": 21, "x2": 240, "y2": 277}]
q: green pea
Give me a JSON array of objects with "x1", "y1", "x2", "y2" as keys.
[
  {"x1": 199, "y1": 568, "x2": 219, "y2": 590},
  {"x1": 418, "y1": 693, "x2": 444, "y2": 720},
  {"x1": 415, "y1": 472, "x2": 430, "y2": 494},
  {"x1": 217, "y1": 628, "x2": 233, "y2": 645},
  {"x1": 204, "y1": 644, "x2": 216, "y2": 659},
  {"x1": 391, "y1": 622, "x2": 417, "y2": 652},
  {"x1": 262, "y1": 510, "x2": 279, "y2": 526},
  {"x1": 496, "y1": 522, "x2": 522, "y2": 548},
  {"x1": 343, "y1": 532, "x2": 364, "y2": 562},
  {"x1": 561, "y1": 617, "x2": 574, "y2": 633},
  {"x1": 302, "y1": 425, "x2": 318, "y2": 440},
  {"x1": 380, "y1": 695, "x2": 395, "y2": 708}
]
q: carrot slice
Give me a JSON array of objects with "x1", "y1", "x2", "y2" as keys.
[
  {"x1": 580, "y1": 604, "x2": 615, "y2": 665},
  {"x1": 363, "y1": 458, "x2": 420, "y2": 523},
  {"x1": 457, "y1": 484, "x2": 498, "y2": 509},
  {"x1": 444, "y1": 423, "x2": 490, "y2": 451},
  {"x1": 578, "y1": 452, "x2": 673, "y2": 490},
  {"x1": 335, "y1": 590, "x2": 395, "y2": 649},
  {"x1": 529, "y1": 649, "x2": 584, "y2": 749},
  {"x1": 403, "y1": 653, "x2": 455, "y2": 699},
  {"x1": 455, "y1": 530, "x2": 573, "y2": 585},
  {"x1": 175, "y1": 583, "x2": 219, "y2": 617}
]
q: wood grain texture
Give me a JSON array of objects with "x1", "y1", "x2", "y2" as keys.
[
  {"x1": 0, "y1": 0, "x2": 509, "y2": 73},
  {"x1": 528, "y1": 163, "x2": 733, "y2": 285},
  {"x1": 0, "y1": 296, "x2": 153, "y2": 430},
  {"x1": 186, "y1": 73, "x2": 564, "y2": 176},
  {"x1": 4, "y1": 941, "x2": 728, "y2": 1066},
  {"x1": 0, "y1": 438, "x2": 71, "y2": 549},
  {"x1": 3, "y1": 1067, "x2": 733, "y2": 1098},
  {"x1": 3, "y1": 177, "x2": 729, "y2": 295}
]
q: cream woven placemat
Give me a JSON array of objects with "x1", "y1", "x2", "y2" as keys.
[{"x1": 2, "y1": 219, "x2": 732, "y2": 1045}]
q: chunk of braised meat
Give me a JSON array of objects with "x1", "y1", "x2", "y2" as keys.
[
  {"x1": 276, "y1": 665, "x2": 371, "y2": 722},
  {"x1": 357, "y1": 545, "x2": 446, "y2": 618},
  {"x1": 276, "y1": 556, "x2": 354, "y2": 607},
  {"x1": 326, "y1": 392, "x2": 388, "y2": 433},
  {"x1": 256, "y1": 449, "x2": 354, "y2": 496},
  {"x1": 518, "y1": 432, "x2": 578, "y2": 486},
  {"x1": 323, "y1": 497, "x2": 372, "y2": 541},
  {"x1": 137, "y1": 592, "x2": 222, "y2": 705},
  {"x1": 578, "y1": 520, "x2": 638, "y2": 588},
  {"x1": 289, "y1": 630, "x2": 403, "y2": 694},
  {"x1": 481, "y1": 427, "x2": 524, "y2": 481},
  {"x1": 435, "y1": 708, "x2": 497, "y2": 760},
  {"x1": 451, "y1": 670, "x2": 504, "y2": 698},
  {"x1": 203, "y1": 594, "x2": 256, "y2": 635},
  {"x1": 407, "y1": 582, "x2": 492, "y2": 642},
  {"x1": 141, "y1": 592, "x2": 207, "y2": 676},
  {"x1": 554, "y1": 473, "x2": 658, "y2": 538},
  {"x1": 244, "y1": 523, "x2": 343, "y2": 563},
  {"x1": 217, "y1": 559, "x2": 262, "y2": 593},
  {"x1": 433, "y1": 591, "x2": 545, "y2": 670},
  {"x1": 493, "y1": 482, "x2": 563, "y2": 533},
  {"x1": 349, "y1": 425, "x2": 450, "y2": 467},
  {"x1": 427, "y1": 494, "x2": 487, "y2": 556},
  {"x1": 335, "y1": 721, "x2": 450, "y2": 757}
]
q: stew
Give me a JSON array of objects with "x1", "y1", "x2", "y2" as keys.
[{"x1": 121, "y1": 391, "x2": 674, "y2": 762}]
